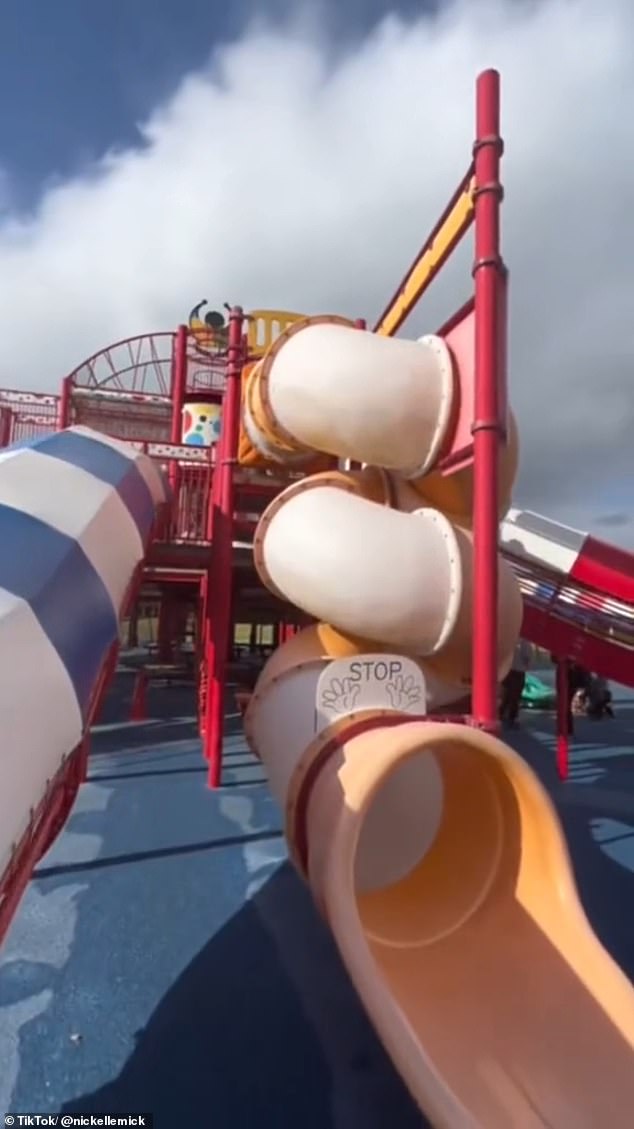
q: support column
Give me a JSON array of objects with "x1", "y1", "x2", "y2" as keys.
[
  {"x1": 555, "y1": 658, "x2": 570, "y2": 780},
  {"x1": 205, "y1": 306, "x2": 244, "y2": 787},
  {"x1": 471, "y1": 68, "x2": 505, "y2": 731},
  {"x1": 169, "y1": 324, "x2": 188, "y2": 499}
]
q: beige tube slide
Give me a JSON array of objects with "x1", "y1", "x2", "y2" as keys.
[{"x1": 243, "y1": 317, "x2": 634, "y2": 1125}]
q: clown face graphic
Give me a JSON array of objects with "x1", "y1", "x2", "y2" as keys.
[{"x1": 182, "y1": 402, "x2": 222, "y2": 446}]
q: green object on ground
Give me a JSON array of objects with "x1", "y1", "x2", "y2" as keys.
[{"x1": 521, "y1": 673, "x2": 556, "y2": 709}]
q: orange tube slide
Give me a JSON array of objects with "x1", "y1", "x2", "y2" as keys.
[{"x1": 300, "y1": 720, "x2": 634, "y2": 1127}]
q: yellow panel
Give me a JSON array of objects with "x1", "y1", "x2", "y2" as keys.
[
  {"x1": 247, "y1": 309, "x2": 306, "y2": 356},
  {"x1": 375, "y1": 181, "x2": 475, "y2": 338}
]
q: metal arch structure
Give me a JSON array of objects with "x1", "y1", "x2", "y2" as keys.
[
  {"x1": 62, "y1": 328, "x2": 228, "y2": 396},
  {"x1": 56, "y1": 327, "x2": 229, "y2": 447},
  {"x1": 65, "y1": 331, "x2": 176, "y2": 395}
]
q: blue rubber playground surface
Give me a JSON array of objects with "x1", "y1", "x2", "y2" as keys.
[{"x1": 1, "y1": 673, "x2": 633, "y2": 1129}]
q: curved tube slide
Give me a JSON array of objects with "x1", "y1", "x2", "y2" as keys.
[
  {"x1": 244, "y1": 317, "x2": 634, "y2": 1124},
  {"x1": 304, "y1": 721, "x2": 634, "y2": 1127},
  {"x1": 0, "y1": 426, "x2": 168, "y2": 885}
]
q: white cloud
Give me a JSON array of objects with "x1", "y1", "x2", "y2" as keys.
[{"x1": 0, "y1": 0, "x2": 633, "y2": 542}]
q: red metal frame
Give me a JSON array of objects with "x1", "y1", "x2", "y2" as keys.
[
  {"x1": 193, "y1": 72, "x2": 506, "y2": 785},
  {"x1": 0, "y1": 71, "x2": 508, "y2": 814},
  {"x1": 7, "y1": 66, "x2": 626, "y2": 877}
]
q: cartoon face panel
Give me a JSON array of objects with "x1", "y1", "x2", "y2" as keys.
[{"x1": 181, "y1": 402, "x2": 222, "y2": 446}]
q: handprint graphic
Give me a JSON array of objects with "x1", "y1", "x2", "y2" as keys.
[
  {"x1": 320, "y1": 676, "x2": 361, "y2": 714},
  {"x1": 386, "y1": 673, "x2": 422, "y2": 711}
]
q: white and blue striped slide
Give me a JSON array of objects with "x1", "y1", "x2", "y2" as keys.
[{"x1": 0, "y1": 425, "x2": 169, "y2": 883}]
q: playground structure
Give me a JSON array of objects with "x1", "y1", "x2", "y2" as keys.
[{"x1": 1, "y1": 69, "x2": 634, "y2": 1125}]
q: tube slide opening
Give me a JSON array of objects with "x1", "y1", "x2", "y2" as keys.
[
  {"x1": 317, "y1": 724, "x2": 634, "y2": 1127},
  {"x1": 353, "y1": 734, "x2": 510, "y2": 948}
]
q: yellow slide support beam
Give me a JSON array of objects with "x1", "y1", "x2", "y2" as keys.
[{"x1": 374, "y1": 178, "x2": 475, "y2": 338}]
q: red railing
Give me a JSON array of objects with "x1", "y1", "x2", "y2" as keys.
[
  {"x1": 163, "y1": 460, "x2": 214, "y2": 543},
  {"x1": 506, "y1": 553, "x2": 634, "y2": 645},
  {"x1": 0, "y1": 389, "x2": 59, "y2": 444},
  {"x1": 505, "y1": 551, "x2": 634, "y2": 686}
]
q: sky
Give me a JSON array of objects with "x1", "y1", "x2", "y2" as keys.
[{"x1": 0, "y1": 0, "x2": 632, "y2": 545}]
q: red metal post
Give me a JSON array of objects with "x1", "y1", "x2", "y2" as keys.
[
  {"x1": 205, "y1": 306, "x2": 244, "y2": 787},
  {"x1": 471, "y1": 69, "x2": 505, "y2": 730},
  {"x1": 197, "y1": 571, "x2": 209, "y2": 738},
  {"x1": 555, "y1": 658, "x2": 570, "y2": 780},
  {"x1": 0, "y1": 407, "x2": 11, "y2": 448},
  {"x1": 130, "y1": 670, "x2": 148, "y2": 722},
  {"x1": 198, "y1": 407, "x2": 223, "y2": 741},
  {"x1": 58, "y1": 375, "x2": 72, "y2": 429},
  {"x1": 205, "y1": 438, "x2": 220, "y2": 542},
  {"x1": 170, "y1": 325, "x2": 189, "y2": 443},
  {"x1": 90, "y1": 642, "x2": 121, "y2": 729},
  {"x1": 169, "y1": 325, "x2": 188, "y2": 497}
]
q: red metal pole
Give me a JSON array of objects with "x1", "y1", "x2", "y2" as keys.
[
  {"x1": 170, "y1": 325, "x2": 188, "y2": 443},
  {"x1": 471, "y1": 69, "x2": 505, "y2": 730},
  {"x1": 555, "y1": 658, "x2": 570, "y2": 780},
  {"x1": 58, "y1": 375, "x2": 72, "y2": 429},
  {"x1": 0, "y1": 407, "x2": 10, "y2": 448},
  {"x1": 198, "y1": 571, "x2": 209, "y2": 738},
  {"x1": 206, "y1": 306, "x2": 244, "y2": 787},
  {"x1": 130, "y1": 670, "x2": 148, "y2": 722},
  {"x1": 199, "y1": 404, "x2": 222, "y2": 745},
  {"x1": 169, "y1": 325, "x2": 188, "y2": 498},
  {"x1": 205, "y1": 438, "x2": 220, "y2": 542}
]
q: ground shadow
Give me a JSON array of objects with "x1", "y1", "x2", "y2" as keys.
[
  {"x1": 60, "y1": 863, "x2": 428, "y2": 1129},
  {"x1": 93, "y1": 675, "x2": 244, "y2": 754},
  {"x1": 508, "y1": 719, "x2": 634, "y2": 976}
]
